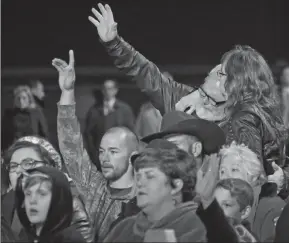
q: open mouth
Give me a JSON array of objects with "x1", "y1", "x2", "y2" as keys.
[{"x1": 29, "y1": 208, "x2": 38, "y2": 215}]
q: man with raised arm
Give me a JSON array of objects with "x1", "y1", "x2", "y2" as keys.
[{"x1": 52, "y1": 50, "x2": 138, "y2": 241}]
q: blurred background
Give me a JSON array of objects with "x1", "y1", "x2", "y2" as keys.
[{"x1": 2, "y1": 0, "x2": 289, "y2": 148}]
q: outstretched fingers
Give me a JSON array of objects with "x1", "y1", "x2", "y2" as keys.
[
  {"x1": 98, "y1": 3, "x2": 108, "y2": 19},
  {"x1": 91, "y1": 7, "x2": 103, "y2": 22},
  {"x1": 104, "y1": 4, "x2": 114, "y2": 23}
]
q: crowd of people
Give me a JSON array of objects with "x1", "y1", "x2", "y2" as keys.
[{"x1": 2, "y1": 2, "x2": 289, "y2": 243}]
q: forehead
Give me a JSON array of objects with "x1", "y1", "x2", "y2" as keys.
[
  {"x1": 19, "y1": 91, "x2": 29, "y2": 98},
  {"x1": 100, "y1": 132, "x2": 125, "y2": 149},
  {"x1": 214, "y1": 187, "x2": 235, "y2": 201},
  {"x1": 209, "y1": 64, "x2": 222, "y2": 74},
  {"x1": 11, "y1": 147, "x2": 41, "y2": 163},
  {"x1": 25, "y1": 180, "x2": 51, "y2": 192},
  {"x1": 135, "y1": 166, "x2": 165, "y2": 176},
  {"x1": 166, "y1": 134, "x2": 187, "y2": 142},
  {"x1": 103, "y1": 80, "x2": 116, "y2": 89},
  {"x1": 220, "y1": 154, "x2": 241, "y2": 166}
]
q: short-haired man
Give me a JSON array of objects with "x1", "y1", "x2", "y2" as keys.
[{"x1": 53, "y1": 50, "x2": 138, "y2": 242}]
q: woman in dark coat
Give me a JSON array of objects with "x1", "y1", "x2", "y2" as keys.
[
  {"x1": 1, "y1": 85, "x2": 49, "y2": 151},
  {"x1": 15, "y1": 166, "x2": 85, "y2": 243}
]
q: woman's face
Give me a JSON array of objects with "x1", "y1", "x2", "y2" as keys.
[
  {"x1": 17, "y1": 91, "x2": 30, "y2": 109},
  {"x1": 135, "y1": 167, "x2": 173, "y2": 213},
  {"x1": 9, "y1": 147, "x2": 45, "y2": 190},
  {"x1": 219, "y1": 155, "x2": 249, "y2": 182},
  {"x1": 24, "y1": 181, "x2": 52, "y2": 226}
]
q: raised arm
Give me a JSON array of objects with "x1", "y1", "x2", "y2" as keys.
[
  {"x1": 88, "y1": 3, "x2": 194, "y2": 115},
  {"x1": 52, "y1": 50, "x2": 103, "y2": 196}
]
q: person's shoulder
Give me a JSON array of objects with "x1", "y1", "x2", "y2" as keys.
[
  {"x1": 116, "y1": 99, "x2": 132, "y2": 109},
  {"x1": 56, "y1": 225, "x2": 86, "y2": 243}
]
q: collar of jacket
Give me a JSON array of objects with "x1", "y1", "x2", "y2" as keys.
[{"x1": 104, "y1": 180, "x2": 137, "y2": 200}]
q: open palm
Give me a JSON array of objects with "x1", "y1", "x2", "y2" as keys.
[
  {"x1": 88, "y1": 3, "x2": 117, "y2": 42},
  {"x1": 52, "y1": 50, "x2": 75, "y2": 91}
]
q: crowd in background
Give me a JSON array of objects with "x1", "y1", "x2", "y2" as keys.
[{"x1": 1, "y1": 2, "x2": 289, "y2": 243}]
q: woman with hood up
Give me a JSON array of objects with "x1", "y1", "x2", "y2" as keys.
[
  {"x1": 15, "y1": 166, "x2": 85, "y2": 243},
  {"x1": 1, "y1": 136, "x2": 93, "y2": 242}
]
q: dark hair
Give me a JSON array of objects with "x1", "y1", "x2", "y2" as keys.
[
  {"x1": 134, "y1": 148, "x2": 197, "y2": 202},
  {"x1": 29, "y1": 80, "x2": 42, "y2": 89},
  {"x1": 221, "y1": 45, "x2": 288, "y2": 153},
  {"x1": 3, "y1": 141, "x2": 57, "y2": 185},
  {"x1": 215, "y1": 178, "x2": 254, "y2": 211}
]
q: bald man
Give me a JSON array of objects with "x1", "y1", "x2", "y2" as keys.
[{"x1": 54, "y1": 51, "x2": 138, "y2": 242}]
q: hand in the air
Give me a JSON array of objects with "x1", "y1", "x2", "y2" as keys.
[
  {"x1": 52, "y1": 50, "x2": 75, "y2": 91},
  {"x1": 175, "y1": 90, "x2": 201, "y2": 114},
  {"x1": 89, "y1": 3, "x2": 117, "y2": 42},
  {"x1": 196, "y1": 154, "x2": 220, "y2": 208},
  {"x1": 268, "y1": 162, "x2": 284, "y2": 193}
]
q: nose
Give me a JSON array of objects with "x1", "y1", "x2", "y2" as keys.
[
  {"x1": 15, "y1": 165, "x2": 24, "y2": 174},
  {"x1": 28, "y1": 194, "x2": 38, "y2": 204},
  {"x1": 100, "y1": 151, "x2": 109, "y2": 163}
]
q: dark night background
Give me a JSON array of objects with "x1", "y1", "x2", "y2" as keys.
[{"x1": 1, "y1": 0, "x2": 289, "y2": 147}]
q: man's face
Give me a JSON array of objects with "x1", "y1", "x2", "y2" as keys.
[
  {"x1": 195, "y1": 64, "x2": 228, "y2": 121},
  {"x1": 32, "y1": 82, "x2": 45, "y2": 100},
  {"x1": 214, "y1": 187, "x2": 242, "y2": 221},
  {"x1": 99, "y1": 132, "x2": 130, "y2": 181},
  {"x1": 102, "y1": 80, "x2": 118, "y2": 100},
  {"x1": 165, "y1": 134, "x2": 192, "y2": 154}
]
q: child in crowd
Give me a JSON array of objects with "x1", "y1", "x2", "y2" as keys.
[
  {"x1": 213, "y1": 178, "x2": 257, "y2": 242},
  {"x1": 15, "y1": 166, "x2": 85, "y2": 243}
]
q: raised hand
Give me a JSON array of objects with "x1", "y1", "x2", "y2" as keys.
[
  {"x1": 88, "y1": 3, "x2": 117, "y2": 42},
  {"x1": 175, "y1": 90, "x2": 201, "y2": 114},
  {"x1": 196, "y1": 154, "x2": 220, "y2": 208},
  {"x1": 52, "y1": 50, "x2": 75, "y2": 91}
]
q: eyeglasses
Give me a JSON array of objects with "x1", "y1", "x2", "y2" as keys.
[
  {"x1": 197, "y1": 86, "x2": 227, "y2": 107},
  {"x1": 216, "y1": 70, "x2": 227, "y2": 78},
  {"x1": 8, "y1": 158, "x2": 45, "y2": 173}
]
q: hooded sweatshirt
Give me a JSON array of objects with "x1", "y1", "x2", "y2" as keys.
[
  {"x1": 15, "y1": 166, "x2": 85, "y2": 243},
  {"x1": 104, "y1": 201, "x2": 206, "y2": 242}
]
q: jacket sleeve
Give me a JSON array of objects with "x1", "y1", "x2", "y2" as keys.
[
  {"x1": 57, "y1": 103, "x2": 102, "y2": 197},
  {"x1": 71, "y1": 195, "x2": 94, "y2": 242},
  {"x1": 230, "y1": 112, "x2": 264, "y2": 164},
  {"x1": 101, "y1": 36, "x2": 194, "y2": 115},
  {"x1": 196, "y1": 199, "x2": 239, "y2": 243}
]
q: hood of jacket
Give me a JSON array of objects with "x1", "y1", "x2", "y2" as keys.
[{"x1": 15, "y1": 166, "x2": 73, "y2": 240}]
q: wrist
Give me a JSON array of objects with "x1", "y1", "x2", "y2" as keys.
[{"x1": 59, "y1": 89, "x2": 75, "y2": 105}]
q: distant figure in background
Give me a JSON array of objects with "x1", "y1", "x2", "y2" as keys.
[
  {"x1": 134, "y1": 71, "x2": 173, "y2": 139},
  {"x1": 29, "y1": 80, "x2": 45, "y2": 109},
  {"x1": 135, "y1": 102, "x2": 162, "y2": 138},
  {"x1": 84, "y1": 79, "x2": 135, "y2": 169},
  {"x1": 1, "y1": 86, "x2": 49, "y2": 151}
]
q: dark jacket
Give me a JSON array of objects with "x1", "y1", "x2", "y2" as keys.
[
  {"x1": 104, "y1": 201, "x2": 206, "y2": 242},
  {"x1": 101, "y1": 35, "x2": 289, "y2": 195},
  {"x1": 1, "y1": 108, "x2": 49, "y2": 151},
  {"x1": 252, "y1": 196, "x2": 285, "y2": 242},
  {"x1": 84, "y1": 99, "x2": 135, "y2": 169},
  {"x1": 1, "y1": 215, "x2": 18, "y2": 242},
  {"x1": 2, "y1": 180, "x2": 93, "y2": 242},
  {"x1": 15, "y1": 166, "x2": 85, "y2": 243},
  {"x1": 274, "y1": 201, "x2": 289, "y2": 242},
  {"x1": 196, "y1": 199, "x2": 257, "y2": 243}
]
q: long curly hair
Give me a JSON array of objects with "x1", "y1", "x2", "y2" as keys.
[{"x1": 221, "y1": 45, "x2": 288, "y2": 148}]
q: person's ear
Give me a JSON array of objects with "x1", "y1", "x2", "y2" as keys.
[
  {"x1": 129, "y1": 151, "x2": 139, "y2": 166},
  {"x1": 171, "y1": 179, "x2": 184, "y2": 195},
  {"x1": 191, "y1": 142, "x2": 202, "y2": 158},
  {"x1": 240, "y1": 205, "x2": 251, "y2": 220}
]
